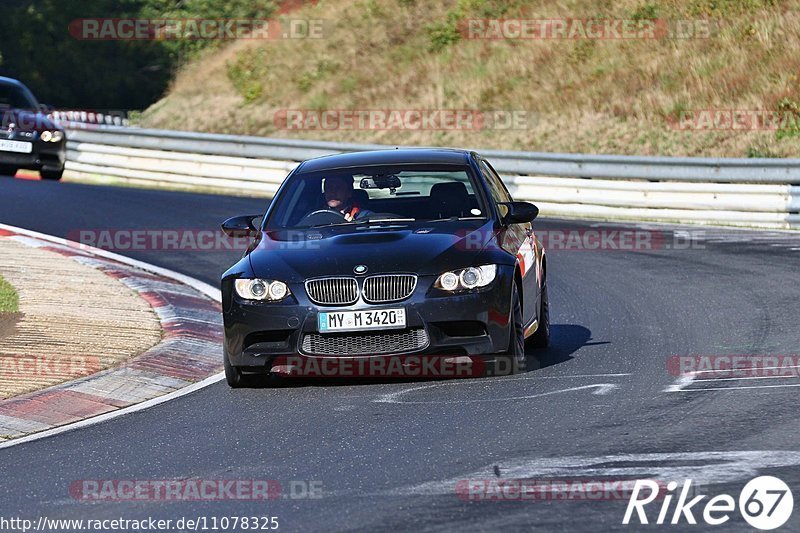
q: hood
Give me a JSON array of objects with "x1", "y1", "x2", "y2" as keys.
[
  {"x1": 1, "y1": 108, "x2": 59, "y2": 132},
  {"x1": 248, "y1": 219, "x2": 499, "y2": 281}
]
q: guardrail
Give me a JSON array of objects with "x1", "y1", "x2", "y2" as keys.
[{"x1": 62, "y1": 125, "x2": 800, "y2": 229}]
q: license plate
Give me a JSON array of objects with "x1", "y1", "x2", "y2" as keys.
[
  {"x1": 0, "y1": 139, "x2": 32, "y2": 154},
  {"x1": 319, "y1": 308, "x2": 406, "y2": 333}
]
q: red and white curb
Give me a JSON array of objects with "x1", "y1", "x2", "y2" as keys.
[{"x1": 0, "y1": 224, "x2": 224, "y2": 448}]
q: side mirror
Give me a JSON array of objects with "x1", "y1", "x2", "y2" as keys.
[
  {"x1": 221, "y1": 215, "x2": 261, "y2": 238},
  {"x1": 501, "y1": 202, "x2": 539, "y2": 224}
]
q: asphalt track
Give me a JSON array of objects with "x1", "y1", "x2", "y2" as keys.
[{"x1": 1, "y1": 176, "x2": 800, "y2": 532}]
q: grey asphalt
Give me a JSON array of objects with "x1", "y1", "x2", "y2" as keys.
[{"x1": 1, "y1": 176, "x2": 799, "y2": 532}]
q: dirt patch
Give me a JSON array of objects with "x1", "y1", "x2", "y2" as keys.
[{"x1": 0, "y1": 312, "x2": 21, "y2": 341}]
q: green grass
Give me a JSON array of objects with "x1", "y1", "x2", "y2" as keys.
[{"x1": 0, "y1": 275, "x2": 18, "y2": 313}]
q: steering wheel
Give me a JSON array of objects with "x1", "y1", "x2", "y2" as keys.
[{"x1": 297, "y1": 209, "x2": 347, "y2": 227}]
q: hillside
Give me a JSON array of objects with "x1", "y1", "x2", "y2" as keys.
[{"x1": 140, "y1": 0, "x2": 800, "y2": 157}]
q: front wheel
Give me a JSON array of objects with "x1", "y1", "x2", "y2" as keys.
[
  {"x1": 528, "y1": 282, "x2": 550, "y2": 348},
  {"x1": 224, "y1": 353, "x2": 248, "y2": 388},
  {"x1": 0, "y1": 165, "x2": 18, "y2": 177},
  {"x1": 40, "y1": 168, "x2": 64, "y2": 181},
  {"x1": 496, "y1": 287, "x2": 525, "y2": 375}
]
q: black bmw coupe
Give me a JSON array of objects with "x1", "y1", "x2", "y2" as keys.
[
  {"x1": 0, "y1": 77, "x2": 66, "y2": 180},
  {"x1": 221, "y1": 149, "x2": 549, "y2": 387}
]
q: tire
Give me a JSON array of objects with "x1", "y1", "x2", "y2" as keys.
[
  {"x1": 528, "y1": 281, "x2": 550, "y2": 348},
  {"x1": 496, "y1": 286, "x2": 525, "y2": 375},
  {"x1": 0, "y1": 165, "x2": 18, "y2": 177},
  {"x1": 40, "y1": 168, "x2": 64, "y2": 181},
  {"x1": 224, "y1": 353, "x2": 248, "y2": 388}
]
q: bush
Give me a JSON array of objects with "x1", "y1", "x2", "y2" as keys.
[{"x1": 227, "y1": 48, "x2": 271, "y2": 103}]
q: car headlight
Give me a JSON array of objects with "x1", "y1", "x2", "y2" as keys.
[
  {"x1": 435, "y1": 265, "x2": 497, "y2": 292},
  {"x1": 234, "y1": 279, "x2": 291, "y2": 301},
  {"x1": 40, "y1": 130, "x2": 64, "y2": 143}
]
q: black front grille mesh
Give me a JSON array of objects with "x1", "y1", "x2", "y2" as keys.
[{"x1": 301, "y1": 329, "x2": 429, "y2": 356}]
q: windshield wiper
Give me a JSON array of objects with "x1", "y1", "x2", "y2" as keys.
[
  {"x1": 359, "y1": 217, "x2": 416, "y2": 224},
  {"x1": 427, "y1": 216, "x2": 463, "y2": 222},
  {"x1": 299, "y1": 218, "x2": 415, "y2": 229},
  {"x1": 427, "y1": 216, "x2": 485, "y2": 223},
  {"x1": 307, "y1": 222, "x2": 358, "y2": 228}
]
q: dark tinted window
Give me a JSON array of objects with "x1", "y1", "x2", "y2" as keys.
[
  {"x1": 479, "y1": 159, "x2": 513, "y2": 219},
  {"x1": 0, "y1": 83, "x2": 38, "y2": 109},
  {"x1": 266, "y1": 164, "x2": 488, "y2": 229}
]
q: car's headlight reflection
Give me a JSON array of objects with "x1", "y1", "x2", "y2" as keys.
[
  {"x1": 235, "y1": 279, "x2": 291, "y2": 301},
  {"x1": 435, "y1": 265, "x2": 497, "y2": 292},
  {"x1": 40, "y1": 130, "x2": 64, "y2": 143}
]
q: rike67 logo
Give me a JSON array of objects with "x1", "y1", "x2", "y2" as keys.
[{"x1": 624, "y1": 476, "x2": 794, "y2": 530}]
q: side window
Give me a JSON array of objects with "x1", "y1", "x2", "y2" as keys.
[
  {"x1": 276, "y1": 178, "x2": 311, "y2": 227},
  {"x1": 480, "y1": 160, "x2": 512, "y2": 217},
  {"x1": 483, "y1": 160, "x2": 513, "y2": 202}
]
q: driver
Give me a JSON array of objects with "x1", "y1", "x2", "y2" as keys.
[{"x1": 322, "y1": 175, "x2": 373, "y2": 221}]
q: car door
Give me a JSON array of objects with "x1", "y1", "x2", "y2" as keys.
[{"x1": 479, "y1": 158, "x2": 539, "y2": 328}]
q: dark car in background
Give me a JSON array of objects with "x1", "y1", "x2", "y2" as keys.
[
  {"x1": 0, "y1": 76, "x2": 66, "y2": 180},
  {"x1": 220, "y1": 149, "x2": 549, "y2": 387}
]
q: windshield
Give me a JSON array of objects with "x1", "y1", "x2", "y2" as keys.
[
  {"x1": 265, "y1": 164, "x2": 488, "y2": 230},
  {"x1": 0, "y1": 83, "x2": 39, "y2": 110}
]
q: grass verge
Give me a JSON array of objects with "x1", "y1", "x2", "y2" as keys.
[
  {"x1": 0, "y1": 275, "x2": 18, "y2": 314},
  {"x1": 139, "y1": 0, "x2": 800, "y2": 158}
]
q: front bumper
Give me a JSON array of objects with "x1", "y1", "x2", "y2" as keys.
[
  {"x1": 222, "y1": 269, "x2": 514, "y2": 371},
  {"x1": 0, "y1": 139, "x2": 66, "y2": 171}
]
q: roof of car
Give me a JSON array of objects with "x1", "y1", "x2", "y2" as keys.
[
  {"x1": 297, "y1": 148, "x2": 475, "y2": 173},
  {"x1": 0, "y1": 76, "x2": 25, "y2": 87}
]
